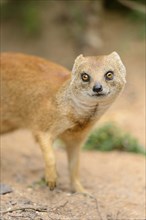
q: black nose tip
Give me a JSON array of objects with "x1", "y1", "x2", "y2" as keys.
[{"x1": 93, "y1": 84, "x2": 103, "y2": 93}]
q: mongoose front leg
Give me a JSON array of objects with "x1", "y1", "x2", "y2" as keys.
[
  {"x1": 35, "y1": 131, "x2": 57, "y2": 190},
  {"x1": 67, "y1": 145, "x2": 86, "y2": 193},
  {"x1": 63, "y1": 135, "x2": 88, "y2": 193}
]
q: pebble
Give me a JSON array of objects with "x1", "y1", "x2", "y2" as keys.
[{"x1": 0, "y1": 183, "x2": 13, "y2": 195}]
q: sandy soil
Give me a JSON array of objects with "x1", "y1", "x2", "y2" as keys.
[
  {"x1": 1, "y1": 3, "x2": 145, "y2": 220},
  {"x1": 1, "y1": 130, "x2": 145, "y2": 220}
]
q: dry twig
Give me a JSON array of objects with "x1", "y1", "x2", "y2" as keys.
[
  {"x1": 0, "y1": 200, "x2": 69, "y2": 219},
  {"x1": 51, "y1": 201, "x2": 68, "y2": 212},
  {"x1": 0, "y1": 206, "x2": 48, "y2": 215},
  {"x1": 72, "y1": 192, "x2": 104, "y2": 220}
]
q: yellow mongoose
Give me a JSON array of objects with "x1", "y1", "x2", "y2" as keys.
[{"x1": 0, "y1": 52, "x2": 126, "y2": 192}]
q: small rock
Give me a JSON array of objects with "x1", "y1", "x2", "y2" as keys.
[
  {"x1": 9, "y1": 200, "x2": 17, "y2": 206},
  {"x1": 0, "y1": 183, "x2": 13, "y2": 195}
]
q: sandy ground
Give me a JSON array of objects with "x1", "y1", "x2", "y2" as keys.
[
  {"x1": 1, "y1": 130, "x2": 145, "y2": 220},
  {"x1": 1, "y1": 3, "x2": 145, "y2": 220}
]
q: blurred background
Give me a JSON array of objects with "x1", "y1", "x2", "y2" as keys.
[
  {"x1": 1, "y1": 0, "x2": 145, "y2": 151},
  {"x1": 1, "y1": 2, "x2": 145, "y2": 218}
]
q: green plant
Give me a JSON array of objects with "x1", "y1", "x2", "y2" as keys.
[
  {"x1": 84, "y1": 122, "x2": 145, "y2": 155},
  {"x1": 1, "y1": 0, "x2": 41, "y2": 35}
]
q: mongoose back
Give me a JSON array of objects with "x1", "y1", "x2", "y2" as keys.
[{"x1": 0, "y1": 52, "x2": 126, "y2": 192}]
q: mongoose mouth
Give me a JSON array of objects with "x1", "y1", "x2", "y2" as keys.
[
  {"x1": 91, "y1": 93, "x2": 106, "y2": 97},
  {"x1": 88, "y1": 92, "x2": 109, "y2": 97}
]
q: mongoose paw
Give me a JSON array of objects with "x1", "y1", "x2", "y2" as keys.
[
  {"x1": 73, "y1": 187, "x2": 89, "y2": 195},
  {"x1": 71, "y1": 180, "x2": 89, "y2": 195},
  {"x1": 48, "y1": 181, "x2": 57, "y2": 191},
  {"x1": 45, "y1": 168, "x2": 57, "y2": 191}
]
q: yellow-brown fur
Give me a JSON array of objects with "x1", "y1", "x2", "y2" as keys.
[{"x1": 0, "y1": 52, "x2": 126, "y2": 192}]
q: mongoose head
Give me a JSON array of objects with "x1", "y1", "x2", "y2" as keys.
[{"x1": 71, "y1": 52, "x2": 126, "y2": 101}]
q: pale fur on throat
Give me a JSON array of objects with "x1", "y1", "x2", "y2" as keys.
[{"x1": 70, "y1": 90, "x2": 98, "y2": 116}]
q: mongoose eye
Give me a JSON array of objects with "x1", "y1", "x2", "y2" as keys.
[
  {"x1": 105, "y1": 71, "x2": 114, "y2": 81},
  {"x1": 81, "y1": 73, "x2": 90, "y2": 82}
]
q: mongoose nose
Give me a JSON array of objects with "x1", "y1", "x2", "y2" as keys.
[{"x1": 93, "y1": 84, "x2": 103, "y2": 93}]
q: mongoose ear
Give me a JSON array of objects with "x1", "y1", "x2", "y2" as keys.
[
  {"x1": 72, "y1": 54, "x2": 84, "y2": 74},
  {"x1": 109, "y1": 51, "x2": 121, "y2": 61},
  {"x1": 109, "y1": 51, "x2": 126, "y2": 81}
]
